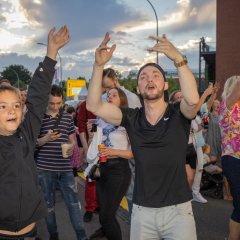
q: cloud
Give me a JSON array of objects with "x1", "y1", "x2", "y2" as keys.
[
  {"x1": 160, "y1": 0, "x2": 216, "y2": 34},
  {"x1": 125, "y1": 0, "x2": 216, "y2": 37},
  {"x1": 18, "y1": 0, "x2": 145, "y2": 51},
  {"x1": 0, "y1": 0, "x2": 216, "y2": 82}
]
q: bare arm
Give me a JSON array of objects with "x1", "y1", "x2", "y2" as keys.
[
  {"x1": 205, "y1": 83, "x2": 219, "y2": 112},
  {"x1": 86, "y1": 33, "x2": 122, "y2": 126},
  {"x1": 226, "y1": 77, "x2": 240, "y2": 110},
  {"x1": 68, "y1": 133, "x2": 75, "y2": 143},
  {"x1": 148, "y1": 35, "x2": 199, "y2": 119},
  {"x1": 79, "y1": 132, "x2": 88, "y2": 158},
  {"x1": 195, "y1": 84, "x2": 218, "y2": 112}
]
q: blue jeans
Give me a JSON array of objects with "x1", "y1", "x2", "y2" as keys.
[{"x1": 38, "y1": 171, "x2": 87, "y2": 240}]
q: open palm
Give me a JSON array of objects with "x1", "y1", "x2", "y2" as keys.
[
  {"x1": 48, "y1": 25, "x2": 70, "y2": 52},
  {"x1": 95, "y1": 32, "x2": 116, "y2": 66}
]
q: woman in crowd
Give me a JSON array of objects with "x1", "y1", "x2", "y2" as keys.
[
  {"x1": 205, "y1": 99, "x2": 222, "y2": 162},
  {"x1": 218, "y1": 76, "x2": 240, "y2": 240},
  {"x1": 205, "y1": 98, "x2": 232, "y2": 200},
  {"x1": 87, "y1": 87, "x2": 132, "y2": 240}
]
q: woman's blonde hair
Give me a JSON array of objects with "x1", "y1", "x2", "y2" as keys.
[
  {"x1": 222, "y1": 75, "x2": 240, "y2": 99},
  {"x1": 169, "y1": 90, "x2": 181, "y2": 103}
]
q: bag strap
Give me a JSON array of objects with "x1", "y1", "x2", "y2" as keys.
[
  {"x1": 190, "y1": 127, "x2": 197, "y2": 146},
  {"x1": 52, "y1": 107, "x2": 63, "y2": 130}
]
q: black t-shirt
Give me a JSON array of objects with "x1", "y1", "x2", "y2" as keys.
[{"x1": 120, "y1": 103, "x2": 192, "y2": 208}]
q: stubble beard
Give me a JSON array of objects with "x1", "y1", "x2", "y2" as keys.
[{"x1": 141, "y1": 88, "x2": 164, "y2": 101}]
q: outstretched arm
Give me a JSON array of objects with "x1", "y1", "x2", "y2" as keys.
[
  {"x1": 86, "y1": 32, "x2": 123, "y2": 126},
  {"x1": 26, "y1": 26, "x2": 70, "y2": 142},
  {"x1": 148, "y1": 35, "x2": 199, "y2": 119},
  {"x1": 195, "y1": 83, "x2": 218, "y2": 113}
]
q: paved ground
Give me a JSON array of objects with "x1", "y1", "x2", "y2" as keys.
[{"x1": 37, "y1": 177, "x2": 233, "y2": 240}]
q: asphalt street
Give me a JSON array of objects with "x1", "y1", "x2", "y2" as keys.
[{"x1": 37, "y1": 177, "x2": 232, "y2": 240}]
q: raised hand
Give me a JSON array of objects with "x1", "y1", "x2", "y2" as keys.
[
  {"x1": 95, "y1": 32, "x2": 116, "y2": 67},
  {"x1": 47, "y1": 25, "x2": 70, "y2": 60},
  {"x1": 148, "y1": 34, "x2": 183, "y2": 63},
  {"x1": 204, "y1": 84, "x2": 215, "y2": 96}
]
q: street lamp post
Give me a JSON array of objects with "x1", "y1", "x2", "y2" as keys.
[
  {"x1": 37, "y1": 42, "x2": 62, "y2": 85},
  {"x1": 146, "y1": 0, "x2": 159, "y2": 64},
  {"x1": 2, "y1": 67, "x2": 20, "y2": 88}
]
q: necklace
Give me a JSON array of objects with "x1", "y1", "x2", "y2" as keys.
[{"x1": 146, "y1": 102, "x2": 168, "y2": 125}]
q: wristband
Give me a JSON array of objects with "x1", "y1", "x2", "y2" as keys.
[{"x1": 174, "y1": 55, "x2": 188, "y2": 68}]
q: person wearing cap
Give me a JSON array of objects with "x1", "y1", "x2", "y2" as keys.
[{"x1": 86, "y1": 32, "x2": 199, "y2": 240}]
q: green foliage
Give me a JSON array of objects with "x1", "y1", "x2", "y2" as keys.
[
  {"x1": 61, "y1": 81, "x2": 67, "y2": 101},
  {"x1": 119, "y1": 79, "x2": 138, "y2": 93},
  {"x1": 1, "y1": 65, "x2": 32, "y2": 89},
  {"x1": 167, "y1": 76, "x2": 180, "y2": 94},
  {"x1": 118, "y1": 74, "x2": 180, "y2": 95},
  {"x1": 84, "y1": 71, "x2": 180, "y2": 97},
  {"x1": 118, "y1": 72, "x2": 138, "y2": 93}
]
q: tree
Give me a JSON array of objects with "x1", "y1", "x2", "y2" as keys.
[
  {"x1": 167, "y1": 76, "x2": 180, "y2": 94},
  {"x1": 119, "y1": 73, "x2": 138, "y2": 93},
  {"x1": 115, "y1": 70, "x2": 123, "y2": 81},
  {"x1": 1, "y1": 65, "x2": 32, "y2": 88}
]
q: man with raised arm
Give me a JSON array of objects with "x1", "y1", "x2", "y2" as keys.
[{"x1": 86, "y1": 32, "x2": 199, "y2": 240}]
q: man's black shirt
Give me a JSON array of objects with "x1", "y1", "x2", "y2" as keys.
[{"x1": 120, "y1": 103, "x2": 192, "y2": 208}]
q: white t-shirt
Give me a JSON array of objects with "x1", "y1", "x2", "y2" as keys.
[{"x1": 98, "y1": 118, "x2": 130, "y2": 151}]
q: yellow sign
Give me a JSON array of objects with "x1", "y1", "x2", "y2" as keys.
[{"x1": 66, "y1": 79, "x2": 86, "y2": 98}]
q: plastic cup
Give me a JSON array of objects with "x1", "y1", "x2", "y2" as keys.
[{"x1": 61, "y1": 142, "x2": 74, "y2": 158}]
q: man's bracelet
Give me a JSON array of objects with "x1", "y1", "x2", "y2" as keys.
[{"x1": 174, "y1": 55, "x2": 188, "y2": 68}]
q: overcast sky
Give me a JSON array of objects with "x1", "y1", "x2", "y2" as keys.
[{"x1": 0, "y1": 0, "x2": 216, "y2": 81}]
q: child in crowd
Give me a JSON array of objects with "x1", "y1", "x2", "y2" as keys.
[
  {"x1": 203, "y1": 144, "x2": 223, "y2": 174},
  {"x1": 0, "y1": 26, "x2": 70, "y2": 239}
]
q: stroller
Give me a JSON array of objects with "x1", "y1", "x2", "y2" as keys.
[{"x1": 200, "y1": 168, "x2": 224, "y2": 199}]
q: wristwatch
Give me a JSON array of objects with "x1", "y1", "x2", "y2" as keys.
[{"x1": 174, "y1": 55, "x2": 188, "y2": 68}]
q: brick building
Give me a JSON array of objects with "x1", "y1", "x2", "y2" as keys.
[{"x1": 216, "y1": 0, "x2": 240, "y2": 96}]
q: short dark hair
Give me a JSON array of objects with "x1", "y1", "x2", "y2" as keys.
[
  {"x1": 66, "y1": 106, "x2": 75, "y2": 114},
  {"x1": 137, "y1": 63, "x2": 166, "y2": 82},
  {"x1": 103, "y1": 68, "x2": 117, "y2": 79},
  {"x1": 51, "y1": 84, "x2": 63, "y2": 98}
]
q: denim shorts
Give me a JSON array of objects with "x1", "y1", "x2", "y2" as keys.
[{"x1": 222, "y1": 155, "x2": 240, "y2": 223}]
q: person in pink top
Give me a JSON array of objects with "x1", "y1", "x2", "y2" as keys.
[{"x1": 218, "y1": 75, "x2": 240, "y2": 240}]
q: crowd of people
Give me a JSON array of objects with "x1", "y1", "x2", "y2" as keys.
[{"x1": 0, "y1": 26, "x2": 239, "y2": 240}]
